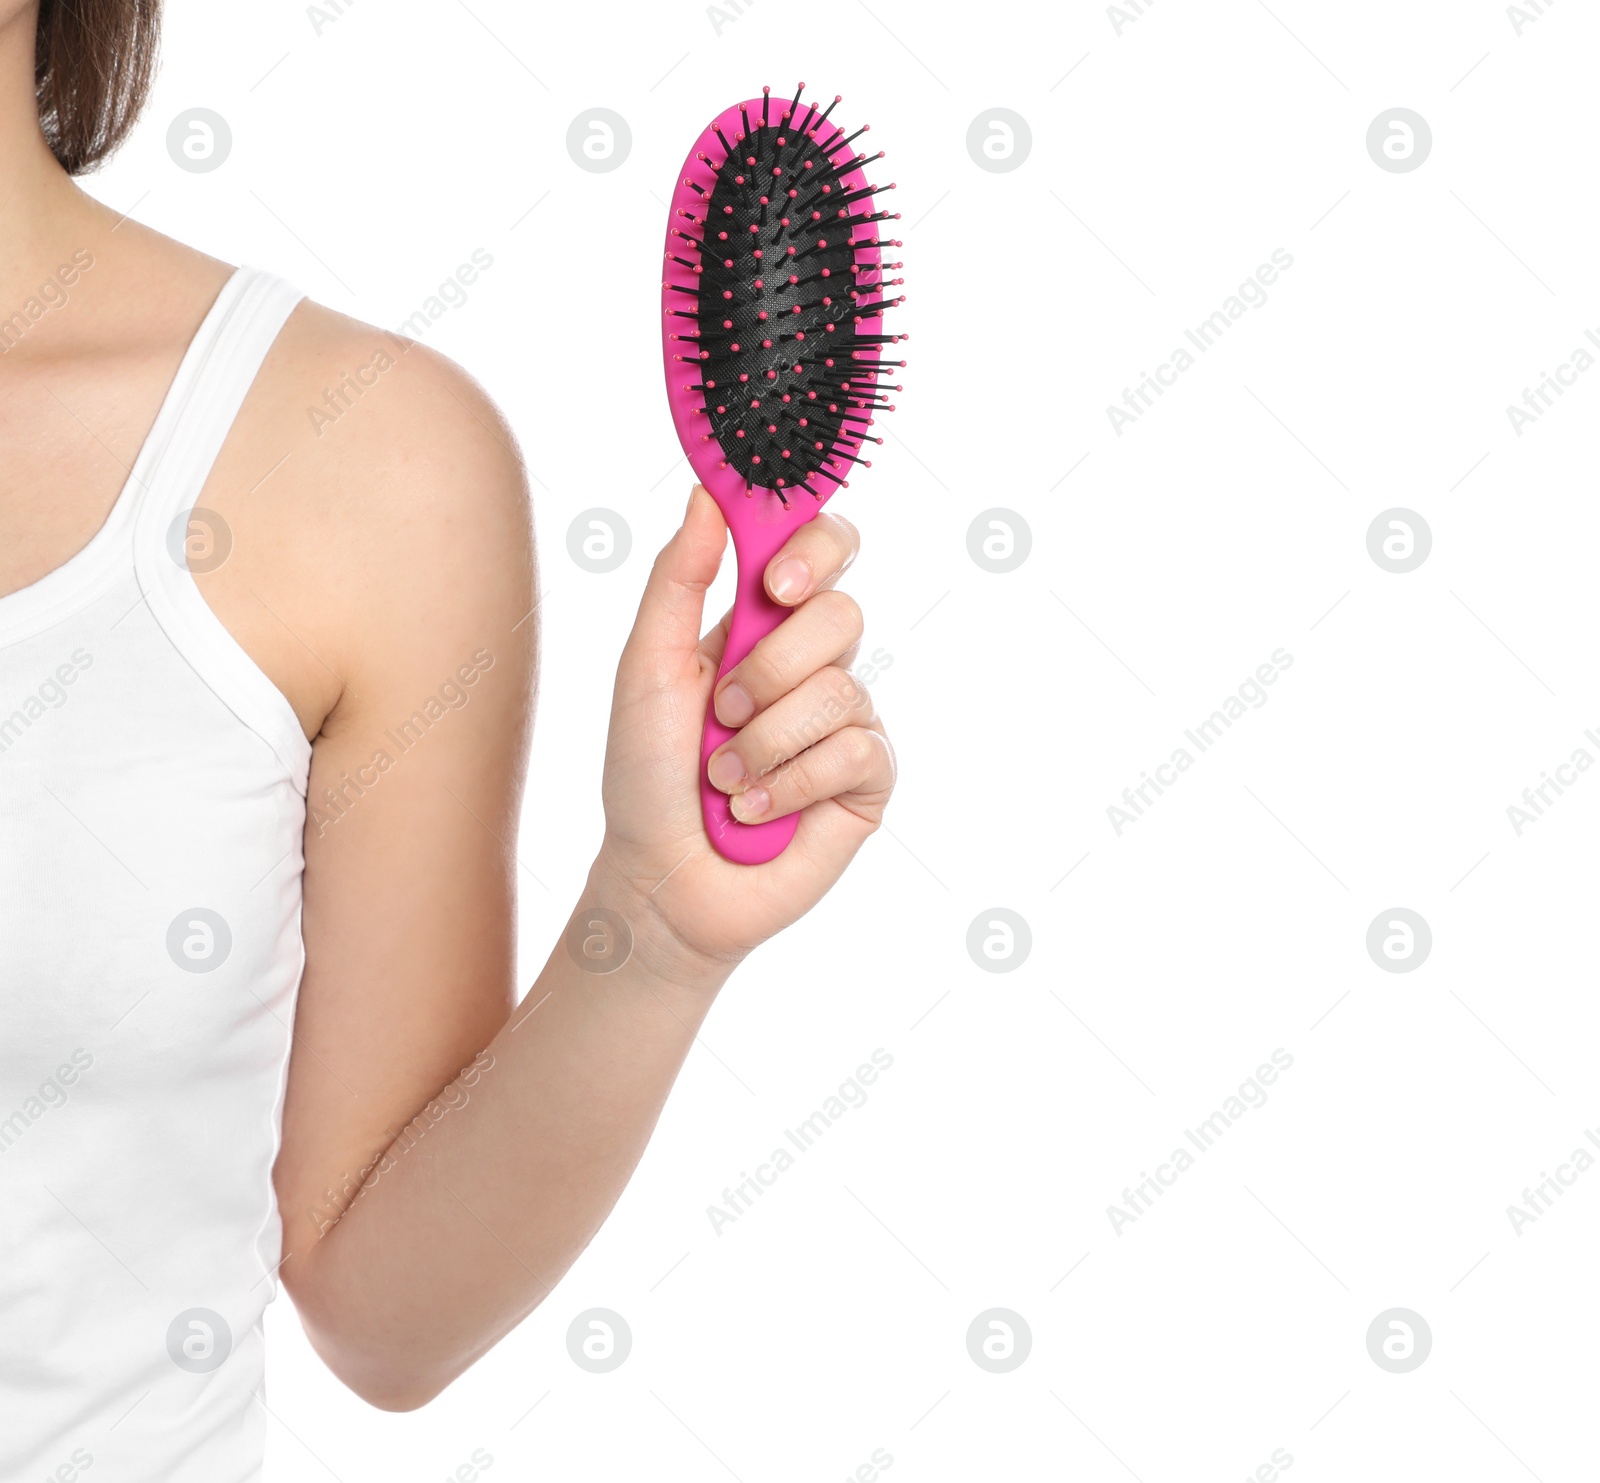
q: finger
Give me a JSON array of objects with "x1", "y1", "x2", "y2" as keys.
[
  {"x1": 763, "y1": 511, "x2": 859, "y2": 606},
  {"x1": 618, "y1": 486, "x2": 727, "y2": 686},
  {"x1": 711, "y1": 589, "x2": 863, "y2": 727},
  {"x1": 696, "y1": 605, "x2": 732, "y2": 672},
  {"x1": 707, "y1": 664, "x2": 875, "y2": 794},
  {"x1": 727, "y1": 724, "x2": 895, "y2": 825}
]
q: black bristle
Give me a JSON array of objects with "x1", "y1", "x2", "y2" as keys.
[
  {"x1": 795, "y1": 93, "x2": 819, "y2": 139},
  {"x1": 666, "y1": 85, "x2": 904, "y2": 494},
  {"x1": 811, "y1": 96, "x2": 842, "y2": 138}
]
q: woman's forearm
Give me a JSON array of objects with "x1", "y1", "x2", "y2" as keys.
[
  {"x1": 287, "y1": 853, "x2": 734, "y2": 1410},
  {"x1": 277, "y1": 486, "x2": 892, "y2": 1409}
]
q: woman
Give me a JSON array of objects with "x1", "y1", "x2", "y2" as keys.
[{"x1": 2, "y1": 1, "x2": 896, "y2": 1475}]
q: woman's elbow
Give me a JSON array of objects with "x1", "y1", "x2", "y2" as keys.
[{"x1": 283, "y1": 1270, "x2": 453, "y2": 1412}]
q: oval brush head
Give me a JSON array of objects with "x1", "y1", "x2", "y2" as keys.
[{"x1": 662, "y1": 82, "x2": 907, "y2": 864}]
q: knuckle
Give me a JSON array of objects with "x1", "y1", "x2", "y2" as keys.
[
  {"x1": 740, "y1": 721, "x2": 787, "y2": 777},
  {"x1": 788, "y1": 668, "x2": 870, "y2": 750},
  {"x1": 818, "y1": 588, "x2": 864, "y2": 641},
  {"x1": 818, "y1": 511, "x2": 860, "y2": 557},
  {"x1": 879, "y1": 729, "x2": 898, "y2": 786},
  {"x1": 841, "y1": 725, "x2": 881, "y2": 773},
  {"x1": 828, "y1": 664, "x2": 874, "y2": 717},
  {"x1": 773, "y1": 748, "x2": 817, "y2": 802},
  {"x1": 763, "y1": 623, "x2": 811, "y2": 677},
  {"x1": 734, "y1": 648, "x2": 782, "y2": 701}
]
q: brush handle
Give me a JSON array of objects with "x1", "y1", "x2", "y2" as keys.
[{"x1": 700, "y1": 506, "x2": 810, "y2": 863}]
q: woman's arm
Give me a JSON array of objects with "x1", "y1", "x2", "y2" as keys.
[
  {"x1": 265, "y1": 348, "x2": 893, "y2": 1410},
  {"x1": 285, "y1": 850, "x2": 729, "y2": 1413}
]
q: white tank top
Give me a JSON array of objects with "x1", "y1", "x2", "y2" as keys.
[{"x1": 0, "y1": 265, "x2": 310, "y2": 1480}]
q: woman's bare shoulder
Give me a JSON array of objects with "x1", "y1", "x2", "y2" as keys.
[
  {"x1": 81, "y1": 213, "x2": 526, "y2": 526},
  {"x1": 196, "y1": 280, "x2": 536, "y2": 738}
]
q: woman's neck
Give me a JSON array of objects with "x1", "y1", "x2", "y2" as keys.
[{"x1": 0, "y1": 4, "x2": 98, "y2": 303}]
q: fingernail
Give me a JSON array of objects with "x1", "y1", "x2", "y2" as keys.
[
  {"x1": 769, "y1": 557, "x2": 810, "y2": 604},
  {"x1": 715, "y1": 679, "x2": 755, "y2": 727},
  {"x1": 686, "y1": 484, "x2": 701, "y2": 517},
  {"x1": 731, "y1": 784, "x2": 770, "y2": 822},
  {"x1": 708, "y1": 750, "x2": 746, "y2": 793}
]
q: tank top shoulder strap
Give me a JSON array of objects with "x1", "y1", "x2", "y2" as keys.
[
  {"x1": 132, "y1": 264, "x2": 312, "y2": 791},
  {"x1": 132, "y1": 265, "x2": 305, "y2": 530}
]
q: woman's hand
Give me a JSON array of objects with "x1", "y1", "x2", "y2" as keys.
[{"x1": 596, "y1": 484, "x2": 896, "y2": 980}]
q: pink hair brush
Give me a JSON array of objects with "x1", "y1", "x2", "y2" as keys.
[{"x1": 662, "y1": 82, "x2": 907, "y2": 864}]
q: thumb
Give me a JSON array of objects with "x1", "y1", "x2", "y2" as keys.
[{"x1": 618, "y1": 484, "x2": 727, "y2": 682}]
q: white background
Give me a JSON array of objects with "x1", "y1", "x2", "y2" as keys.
[{"x1": 94, "y1": 0, "x2": 1600, "y2": 1477}]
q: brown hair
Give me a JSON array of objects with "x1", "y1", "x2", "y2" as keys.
[{"x1": 36, "y1": 0, "x2": 163, "y2": 175}]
